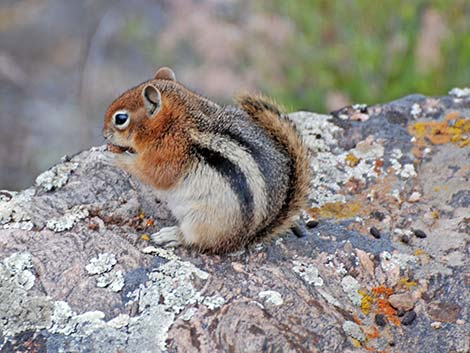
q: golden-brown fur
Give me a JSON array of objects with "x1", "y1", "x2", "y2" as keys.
[{"x1": 237, "y1": 95, "x2": 311, "y2": 239}]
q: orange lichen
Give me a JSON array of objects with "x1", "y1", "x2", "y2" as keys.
[
  {"x1": 345, "y1": 152, "x2": 361, "y2": 167},
  {"x1": 309, "y1": 201, "x2": 363, "y2": 219},
  {"x1": 446, "y1": 111, "x2": 461, "y2": 120},
  {"x1": 374, "y1": 159, "x2": 384, "y2": 174},
  {"x1": 365, "y1": 326, "x2": 381, "y2": 340},
  {"x1": 376, "y1": 298, "x2": 401, "y2": 326},
  {"x1": 145, "y1": 218, "x2": 154, "y2": 227},
  {"x1": 372, "y1": 286, "x2": 393, "y2": 298},
  {"x1": 353, "y1": 315, "x2": 363, "y2": 325},
  {"x1": 408, "y1": 112, "x2": 470, "y2": 149}
]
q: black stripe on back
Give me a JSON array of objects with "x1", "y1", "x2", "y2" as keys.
[{"x1": 194, "y1": 145, "x2": 254, "y2": 224}]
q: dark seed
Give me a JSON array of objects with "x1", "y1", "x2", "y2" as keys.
[
  {"x1": 370, "y1": 227, "x2": 381, "y2": 239},
  {"x1": 414, "y1": 229, "x2": 427, "y2": 238},
  {"x1": 374, "y1": 314, "x2": 387, "y2": 327},
  {"x1": 306, "y1": 219, "x2": 319, "y2": 228},
  {"x1": 292, "y1": 224, "x2": 307, "y2": 238},
  {"x1": 371, "y1": 211, "x2": 385, "y2": 221},
  {"x1": 401, "y1": 310, "x2": 417, "y2": 325},
  {"x1": 401, "y1": 234, "x2": 410, "y2": 244}
]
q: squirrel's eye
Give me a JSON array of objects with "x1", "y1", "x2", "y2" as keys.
[{"x1": 113, "y1": 112, "x2": 130, "y2": 129}]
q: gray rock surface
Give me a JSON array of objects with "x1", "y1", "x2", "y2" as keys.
[{"x1": 0, "y1": 92, "x2": 469, "y2": 352}]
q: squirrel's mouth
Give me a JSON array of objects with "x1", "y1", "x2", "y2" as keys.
[{"x1": 107, "y1": 143, "x2": 136, "y2": 155}]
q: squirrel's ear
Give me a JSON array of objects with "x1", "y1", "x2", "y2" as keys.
[
  {"x1": 142, "y1": 84, "x2": 162, "y2": 118},
  {"x1": 154, "y1": 67, "x2": 176, "y2": 81}
]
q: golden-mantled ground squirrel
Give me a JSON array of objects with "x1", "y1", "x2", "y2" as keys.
[{"x1": 103, "y1": 67, "x2": 310, "y2": 253}]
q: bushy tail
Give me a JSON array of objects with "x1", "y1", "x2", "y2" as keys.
[{"x1": 237, "y1": 95, "x2": 311, "y2": 237}]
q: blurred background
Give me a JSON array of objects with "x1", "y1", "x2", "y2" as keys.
[{"x1": 1, "y1": 0, "x2": 469, "y2": 190}]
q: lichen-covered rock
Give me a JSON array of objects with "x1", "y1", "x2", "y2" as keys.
[{"x1": 1, "y1": 92, "x2": 469, "y2": 352}]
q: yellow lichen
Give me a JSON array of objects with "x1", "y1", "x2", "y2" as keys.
[
  {"x1": 351, "y1": 338, "x2": 362, "y2": 348},
  {"x1": 376, "y1": 298, "x2": 401, "y2": 326},
  {"x1": 141, "y1": 234, "x2": 150, "y2": 241},
  {"x1": 345, "y1": 153, "x2": 360, "y2": 167},
  {"x1": 309, "y1": 201, "x2": 363, "y2": 219},
  {"x1": 414, "y1": 248, "x2": 426, "y2": 256},
  {"x1": 371, "y1": 286, "x2": 393, "y2": 298},
  {"x1": 398, "y1": 277, "x2": 418, "y2": 290},
  {"x1": 359, "y1": 289, "x2": 374, "y2": 315}
]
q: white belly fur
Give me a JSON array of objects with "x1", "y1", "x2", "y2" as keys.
[{"x1": 162, "y1": 163, "x2": 243, "y2": 247}]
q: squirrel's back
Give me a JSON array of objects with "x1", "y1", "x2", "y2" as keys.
[
  {"x1": 237, "y1": 96, "x2": 311, "y2": 240},
  {"x1": 189, "y1": 95, "x2": 310, "y2": 251}
]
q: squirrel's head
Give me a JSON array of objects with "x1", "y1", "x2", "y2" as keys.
[{"x1": 103, "y1": 67, "x2": 177, "y2": 155}]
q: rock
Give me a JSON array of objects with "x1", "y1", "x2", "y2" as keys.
[
  {"x1": 388, "y1": 293, "x2": 417, "y2": 311},
  {"x1": 370, "y1": 226, "x2": 381, "y2": 239},
  {"x1": 355, "y1": 248, "x2": 375, "y2": 278},
  {"x1": 1, "y1": 93, "x2": 470, "y2": 352},
  {"x1": 401, "y1": 310, "x2": 417, "y2": 326},
  {"x1": 427, "y1": 301, "x2": 462, "y2": 323},
  {"x1": 413, "y1": 229, "x2": 428, "y2": 238},
  {"x1": 306, "y1": 219, "x2": 319, "y2": 228},
  {"x1": 374, "y1": 314, "x2": 387, "y2": 327}
]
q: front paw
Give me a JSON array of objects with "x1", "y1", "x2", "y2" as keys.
[{"x1": 151, "y1": 226, "x2": 182, "y2": 248}]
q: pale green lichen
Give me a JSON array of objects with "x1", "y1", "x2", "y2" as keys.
[
  {"x1": 35, "y1": 162, "x2": 79, "y2": 192},
  {"x1": 3, "y1": 220, "x2": 34, "y2": 231},
  {"x1": 202, "y1": 295, "x2": 226, "y2": 310},
  {"x1": 449, "y1": 87, "x2": 470, "y2": 98},
  {"x1": 50, "y1": 301, "x2": 75, "y2": 335},
  {"x1": 258, "y1": 290, "x2": 284, "y2": 306},
  {"x1": 96, "y1": 270, "x2": 125, "y2": 292},
  {"x1": 289, "y1": 112, "x2": 386, "y2": 207},
  {"x1": 341, "y1": 275, "x2": 362, "y2": 307},
  {"x1": 0, "y1": 188, "x2": 35, "y2": 226},
  {"x1": 85, "y1": 253, "x2": 125, "y2": 292},
  {"x1": 289, "y1": 112, "x2": 347, "y2": 206},
  {"x1": 127, "y1": 248, "x2": 213, "y2": 351},
  {"x1": 180, "y1": 307, "x2": 198, "y2": 321},
  {"x1": 342, "y1": 320, "x2": 366, "y2": 343},
  {"x1": 46, "y1": 205, "x2": 89, "y2": 232},
  {"x1": 85, "y1": 253, "x2": 117, "y2": 275},
  {"x1": 292, "y1": 260, "x2": 324, "y2": 286},
  {"x1": 107, "y1": 314, "x2": 130, "y2": 329},
  {"x1": 0, "y1": 246, "x2": 219, "y2": 352},
  {"x1": 0, "y1": 252, "x2": 53, "y2": 337}
]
